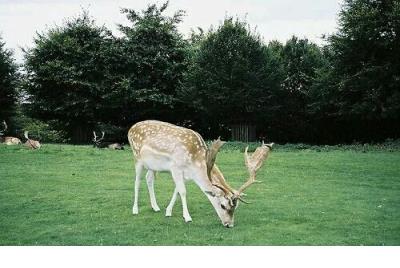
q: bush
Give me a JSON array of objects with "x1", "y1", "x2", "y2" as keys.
[
  {"x1": 216, "y1": 140, "x2": 400, "y2": 153},
  {"x1": 12, "y1": 109, "x2": 68, "y2": 143},
  {"x1": 21, "y1": 119, "x2": 68, "y2": 143}
]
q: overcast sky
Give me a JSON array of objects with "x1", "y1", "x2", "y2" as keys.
[{"x1": 0, "y1": 0, "x2": 342, "y2": 63}]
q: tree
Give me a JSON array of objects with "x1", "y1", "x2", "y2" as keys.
[
  {"x1": 117, "y1": 1, "x2": 188, "y2": 123},
  {"x1": 0, "y1": 36, "x2": 19, "y2": 127},
  {"x1": 254, "y1": 37, "x2": 326, "y2": 142},
  {"x1": 181, "y1": 18, "x2": 269, "y2": 140},
  {"x1": 256, "y1": 40, "x2": 286, "y2": 141},
  {"x1": 24, "y1": 12, "x2": 115, "y2": 142},
  {"x1": 305, "y1": 45, "x2": 345, "y2": 143},
  {"x1": 278, "y1": 36, "x2": 326, "y2": 141},
  {"x1": 327, "y1": 0, "x2": 400, "y2": 141}
]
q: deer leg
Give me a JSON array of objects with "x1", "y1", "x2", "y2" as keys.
[
  {"x1": 132, "y1": 162, "x2": 143, "y2": 215},
  {"x1": 165, "y1": 187, "x2": 178, "y2": 217},
  {"x1": 171, "y1": 168, "x2": 192, "y2": 222},
  {"x1": 146, "y1": 170, "x2": 160, "y2": 212}
]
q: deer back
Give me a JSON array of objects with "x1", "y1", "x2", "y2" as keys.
[
  {"x1": 4, "y1": 137, "x2": 22, "y2": 145},
  {"x1": 128, "y1": 120, "x2": 208, "y2": 164},
  {"x1": 108, "y1": 143, "x2": 124, "y2": 150}
]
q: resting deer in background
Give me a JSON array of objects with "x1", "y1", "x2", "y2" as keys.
[
  {"x1": 0, "y1": 121, "x2": 22, "y2": 145},
  {"x1": 93, "y1": 131, "x2": 124, "y2": 150},
  {"x1": 24, "y1": 131, "x2": 41, "y2": 149},
  {"x1": 128, "y1": 120, "x2": 273, "y2": 227}
]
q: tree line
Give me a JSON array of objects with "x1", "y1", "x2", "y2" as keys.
[{"x1": 1, "y1": 0, "x2": 399, "y2": 144}]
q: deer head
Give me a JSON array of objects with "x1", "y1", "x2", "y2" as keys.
[{"x1": 206, "y1": 141, "x2": 274, "y2": 227}]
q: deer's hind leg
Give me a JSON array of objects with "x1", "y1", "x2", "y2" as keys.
[
  {"x1": 146, "y1": 170, "x2": 160, "y2": 212},
  {"x1": 132, "y1": 162, "x2": 143, "y2": 215},
  {"x1": 165, "y1": 187, "x2": 178, "y2": 217}
]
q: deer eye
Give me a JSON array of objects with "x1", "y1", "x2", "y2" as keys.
[{"x1": 220, "y1": 204, "x2": 227, "y2": 210}]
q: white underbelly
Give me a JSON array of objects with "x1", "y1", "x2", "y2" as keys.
[
  {"x1": 142, "y1": 155, "x2": 173, "y2": 171},
  {"x1": 138, "y1": 146, "x2": 192, "y2": 181},
  {"x1": 139, "y1": 147, "x2": 174, "y2": 171}
]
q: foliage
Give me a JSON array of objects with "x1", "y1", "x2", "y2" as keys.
[
  {"x1": 23, "y1": 11, "x2": 116, "y2": 142},
  {"x1": 0, "y1": 36, "x2": 19, "y2": 126},
  {"x1": 15, "y1": 0, "x2": 400, "y2": 144},
  {"x1": 0, "y1": 144, "x2": 399, "y2": 245},
  {"x1": 324, "y1": 0, "x2": 400, "y2": 141},
  {"x1": 262, "y1": 37, "x2": 326, "y2": 142},
  {"x1": 330, "y1": 0, "x2": 400, "y2": 119},
  {"x1": 117, "y1": 1, "x2": 188, "y2": 123},
  {"x1": 11, "y1": 107, "x2": 68, "y2": 143},
  {"x1": 180, "y1": 18, "x2": 269, "y2": 136},
  {"x1": 215, "y1": 139, "x2": 400, "y2": 153}
]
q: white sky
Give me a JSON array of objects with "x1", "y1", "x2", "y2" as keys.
[{"x1": 0, "y1": 0, "x2": 342, "y2": 63}]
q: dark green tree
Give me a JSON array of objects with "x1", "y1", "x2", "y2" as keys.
[
  {"x1": 328, "y1": 0, "x2": 400, "y2": 141},
  {"x1": 305, "y1": 45, "x2": 347, "y2": 143},
  {"x1": 256, "y1": 40, "x2": 286, "y2": 141},
  {"x1": 117, "y1": 1, "x2": 188, "y2": 123},
  {"x1": 0, "y1": 36, "x2": 19, "y2": 127},
  {"x1": 278, "y1": 36, "x2": 326, "y2": 141},
  {"x1": 181, "y1": 18, "x2": 269, "y2": 140},
  {"x1": 255, "y1": 37, "x2": 325, "y2": 142},
  {"x1": 24, "y1": 12, "x2": 116, "y2": 142}
]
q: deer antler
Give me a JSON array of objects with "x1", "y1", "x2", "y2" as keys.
[
  {"x1": 234, "y1": 142, "x2": 274, "y2": 203},
  {"x1": 206, "y1": 137, "x2": 225, "y2": 178},
  {"x1": 0, "y1": 121, "x2": 4, "y2": 136},
  {"x1": 93, "y1": 131, "x2": 105, "y2": 142},
  {"x1": 1, "y1": 121, "x2": 7, "y2": 136},
  {"x1": 209, "y1": 165, "x2": 237, "y2": 196}
]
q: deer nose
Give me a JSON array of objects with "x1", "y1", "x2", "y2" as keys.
[{"x1": 224, "y1": 223, "x2": 234, "y2": 228}]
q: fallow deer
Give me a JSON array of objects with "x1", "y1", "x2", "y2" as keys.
[
  {"x1": 93, "y1": 131, "x2": 124, "y2": 150},
  {"x1": 0, "y1": 121, "x2": 22, "y2": 145},
  {"x1": 24, "y1": 131, "x2": 41, "y2": 149},
  {"x1": 127, "y1": 120, "x2": 273, "y2": 227}
]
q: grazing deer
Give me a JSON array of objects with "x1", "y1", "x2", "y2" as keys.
[
  {"x1": 24, "y1": 131, "x2": 41, "y2": 149},
  {"x1": 127, "y1": 120, "x2": 273, "y2": 227},
  {"x1": 93, "y1": 131, "x2": 124, "y2": 150},
  {"x1": 0, "y1": 121, "x2": 22, "y2": 145}
]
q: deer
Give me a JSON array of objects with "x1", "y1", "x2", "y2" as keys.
[
  {"x1": 93, "y1": 131, "x2": 124, "y2": 150},
  {"x1": 0, "y1": 121, "x2": 22, "y2": 145},
  {"x1": 24, "y1": 131, "x2": 41, "y2": 149},
  {"x1": 127, "y1": 120, "x2": 273, "y2": 227}
]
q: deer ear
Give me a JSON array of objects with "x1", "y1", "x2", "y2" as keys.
[{"x1": 204, "y1": 190, "x2": 216, "y2": 197}]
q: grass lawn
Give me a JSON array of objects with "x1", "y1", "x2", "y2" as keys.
[{"x1": 0, "y1": 143, "x2": 399, "y2": 245}]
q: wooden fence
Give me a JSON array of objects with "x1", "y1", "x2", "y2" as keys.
[{"x1": 231, "y1": 124, "x2": 256, "y2": 142}]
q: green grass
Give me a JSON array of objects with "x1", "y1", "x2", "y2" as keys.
[{"x1": 0, "y1": 143, "x2": 399, "y2": 245}]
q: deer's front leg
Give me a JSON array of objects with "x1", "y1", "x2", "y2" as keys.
[
  {"x1": 165, "y1": 187, "x2": 178, "y2": 217},
  {"x1": 146, "y1": 170, "x2": 160, "y2": 212},
  {"x1": 171, "y1": 168, "x2": 192, "y2": 223}
]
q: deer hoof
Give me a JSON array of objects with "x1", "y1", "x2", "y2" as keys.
[
  {"x1": 152, "y1": 206, "x2": 161, "y2": 212},
  {"x1": 184, "y1": 216, "x2": 192, "y2": 223},
  {"x1": 132, "y1": 207, "x2": 139, "y2": 215}
]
